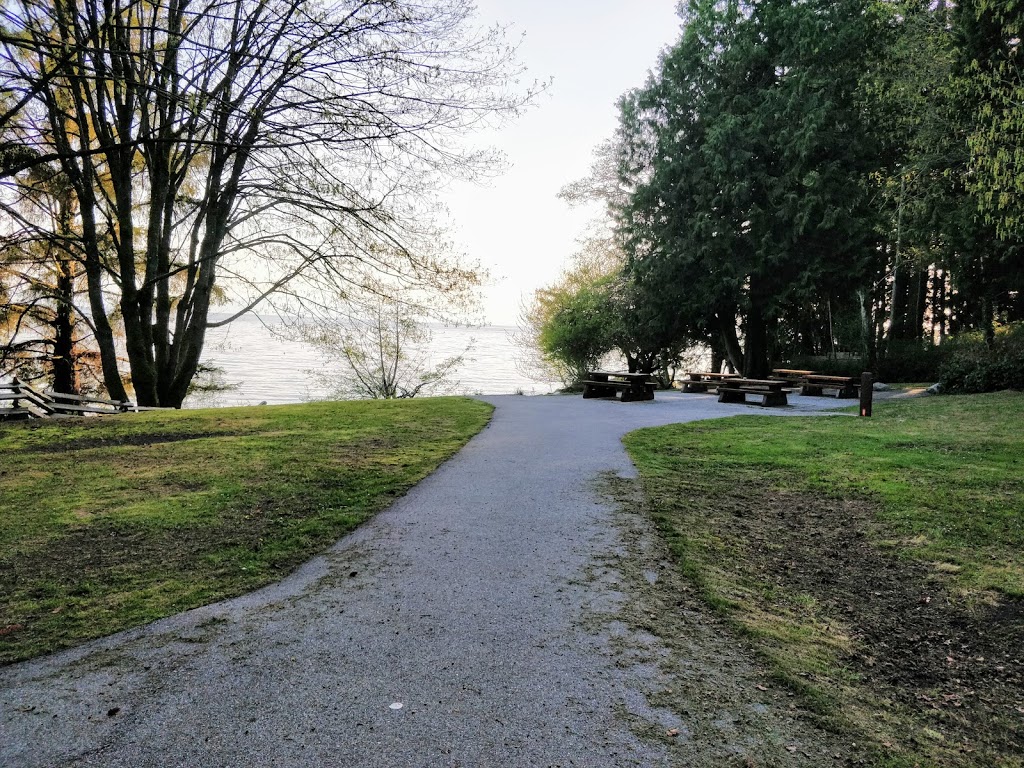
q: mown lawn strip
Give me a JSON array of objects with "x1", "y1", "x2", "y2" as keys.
[
  {"x1": 0, "y1": 397, "x2": 492, "y2": 665},
  {"x1": 624, "y1": 392, "x2": 1024, "y2": 767}
]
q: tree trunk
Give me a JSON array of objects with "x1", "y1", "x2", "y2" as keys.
[
  {"x1": 889, "y1": 261, "x2": 914, "y2": 343},
  {"x1": 912, "y1": 269, "x2": 928, "y2": 341},
  {"x1": 710, "y1": 337, "x2": 726, "y2": 374},
  {"x1": 51, "y1": 254, "x2": 78, "y2": 394},
  {"x1": 717, "y1": 314, "x2": 744, "y2": 374},
  {"x1": 931, "y1": 269, "x2": 946, "y2": 343},
  {"x1": 742, "y1": 301, "x2": 770, "y2": 379},
  {"x1": 858, "y1": 289, "x2": 875, "y2": 369},
  {"x1": 79, "y1": 200, "x2": 129, "y2": 403},
  {"x1": 982, "y1": 292, "x2": 996, "y2": 349}
]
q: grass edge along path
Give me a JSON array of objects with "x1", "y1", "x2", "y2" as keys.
[
  {"x1": 0, "y1": 397, "x2": 492, "y2": 666},
  {"x1": 623, "y1": 392, "x2": 1024, "y2": 768}
]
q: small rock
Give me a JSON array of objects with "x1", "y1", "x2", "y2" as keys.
[
  {"x1": 872, "y1": 381, "x2": 891, "y2": 391},
  {"x1": 107, "y1": 707, "x2": 120, "y2": 717},
  {"x1": 926, "y1": 383, "x2": 943, "y2": 394}
]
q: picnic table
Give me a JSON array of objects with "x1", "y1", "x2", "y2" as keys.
[
  {"x1": 716, "y1": 377, "x2": 788, "y2": 407},
  {"x1": 800, "y1": 374, "x2": 860, "y2": 399},
  {"x1": 680, "y1": 371, "x2": 739, "y2": 393},
  {"x1": 769, "y1": 368, "x2": 816, "y2": 387},
  {"x1": 581, "y1": 371, "x2": 655, "y2": 402}
]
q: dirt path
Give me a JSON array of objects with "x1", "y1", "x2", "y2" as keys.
[{"x1": 2, "y1": 392, "x2": 853, "y2": 767}]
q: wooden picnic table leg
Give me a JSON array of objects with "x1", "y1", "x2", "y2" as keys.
[{"x1": 717, "y1": 389, "x2": 746, "y2": 404}]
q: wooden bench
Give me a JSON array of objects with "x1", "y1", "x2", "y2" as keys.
[
  {"x1": 581, "y1": 371, "x2": 655, "y2": 402},
  {"x1": 800, "y1": 375, "x2": 859, "y2": 399},
  {"x1": 717, "y1": 378, "x2": 789, "y2": 407},
  {"x1": 770, "y1": 368, "x2": 817, "y2": 387},
  {"x1": 681, "y1": 371, "x2": 739, "y2": 393}
]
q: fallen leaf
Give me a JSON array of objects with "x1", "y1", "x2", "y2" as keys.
[
  {"x1": 756, "y1": 684, "x2": 768, "y2": 691},
  {"x1": 666, "y1": 728, "x2": 680, "y2": 737}
]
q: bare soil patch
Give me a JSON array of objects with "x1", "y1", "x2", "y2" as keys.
[
  {"x1": 738, "y1": 488, "x2": 1024, "y2": 760},
  {"x1": 592, "y1": 474, "x2": 860, "y2": 767},
  {"x1": 25, "y1": 430, "x2": 241, "y2": 452}
]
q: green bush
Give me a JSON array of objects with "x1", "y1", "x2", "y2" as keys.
[
  {"x1": 537, "y1": 275, "x2": 620, "y2": 384},
  {"x1": 940, "y1": 323, "x2": 1024, "y2": 393},
  {"x1": 878, "y1": 341, "x2": 950, "y2": 382}
]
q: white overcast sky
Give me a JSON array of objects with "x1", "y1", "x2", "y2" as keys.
[{"x1": 440, "y1": 1, "x2": 683, "y2": 326}]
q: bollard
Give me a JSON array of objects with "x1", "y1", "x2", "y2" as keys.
[{"x1": 860, "y1": 371, "x2": 873, "y2": 417}]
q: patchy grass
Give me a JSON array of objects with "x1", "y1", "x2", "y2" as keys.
[
  {"x1": 623, "y1": 392, "x2": 1024, "y2": 767},
  {"x1": 0, "y1": 398, "x2": 491, "y2": 665}
]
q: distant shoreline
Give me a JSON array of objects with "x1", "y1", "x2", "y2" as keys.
[{"x1": 195, "y1": 315, "x2": 558, "y2": 407}]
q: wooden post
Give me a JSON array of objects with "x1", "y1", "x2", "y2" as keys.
[{"x1": 860, "y1": 371, "x2": 873, "y2": 417}]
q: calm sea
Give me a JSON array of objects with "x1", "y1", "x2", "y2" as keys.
[{"x1": 192, "y1": 313, "x2": 559, "y2": 407}]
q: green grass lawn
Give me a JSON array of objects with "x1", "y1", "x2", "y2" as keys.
[
  {"x1": 624, "y1": 392, "x2": 1024, "y2": 767},
  {"x1": 0, "y1": 397, "x2": 492, "y2": 665}
]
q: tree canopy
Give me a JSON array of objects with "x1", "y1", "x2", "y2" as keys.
[
  {"x1": 550, "y1": 0, "x2": 1024, "y2": 381},
  {"x1": 616, "y1": 0, "x2": 881, "y2": 377}
]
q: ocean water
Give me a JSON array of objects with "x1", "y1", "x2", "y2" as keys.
[{"x1": 193, "y1": 313, "x2": 559, "y2": 407}]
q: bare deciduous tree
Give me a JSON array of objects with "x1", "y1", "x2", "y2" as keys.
[
  {"x1": 1, "y1": 0, "x2": 535, "y2": 405},
  {"x1": 302, "y1": 296, "x2": 471, "y2": 400}
]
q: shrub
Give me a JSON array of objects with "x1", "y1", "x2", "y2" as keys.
[
  {"x1": 940, "y1": 323, "x2": 1024, "y2": 393},
  {"x1": 878, "y1": 341, "x2": 951, "y2": 383},
  {"x1": 537, "y1": 278, "x2": 620, "y2": 384}
]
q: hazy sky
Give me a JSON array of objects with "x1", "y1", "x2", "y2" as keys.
[{"x1": 441, "y1": 1, "x2": 683, "y2": 326}]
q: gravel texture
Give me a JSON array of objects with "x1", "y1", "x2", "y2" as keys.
[{"x1": 2, "y1": 391, "x2": 851, "y2": 767}]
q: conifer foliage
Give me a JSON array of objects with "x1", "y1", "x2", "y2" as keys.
[{"x1": 599, "y1": 0, "x2": 1024, "y2": 379}]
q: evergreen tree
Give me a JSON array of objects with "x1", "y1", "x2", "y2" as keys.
[{"x1": 618, "y1": 0, "x2": 880, "y2": 376}]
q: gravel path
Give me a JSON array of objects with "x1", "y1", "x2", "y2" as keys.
[{"x1": 2, "y1": 391, "x2": 852, "y2": 767}]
